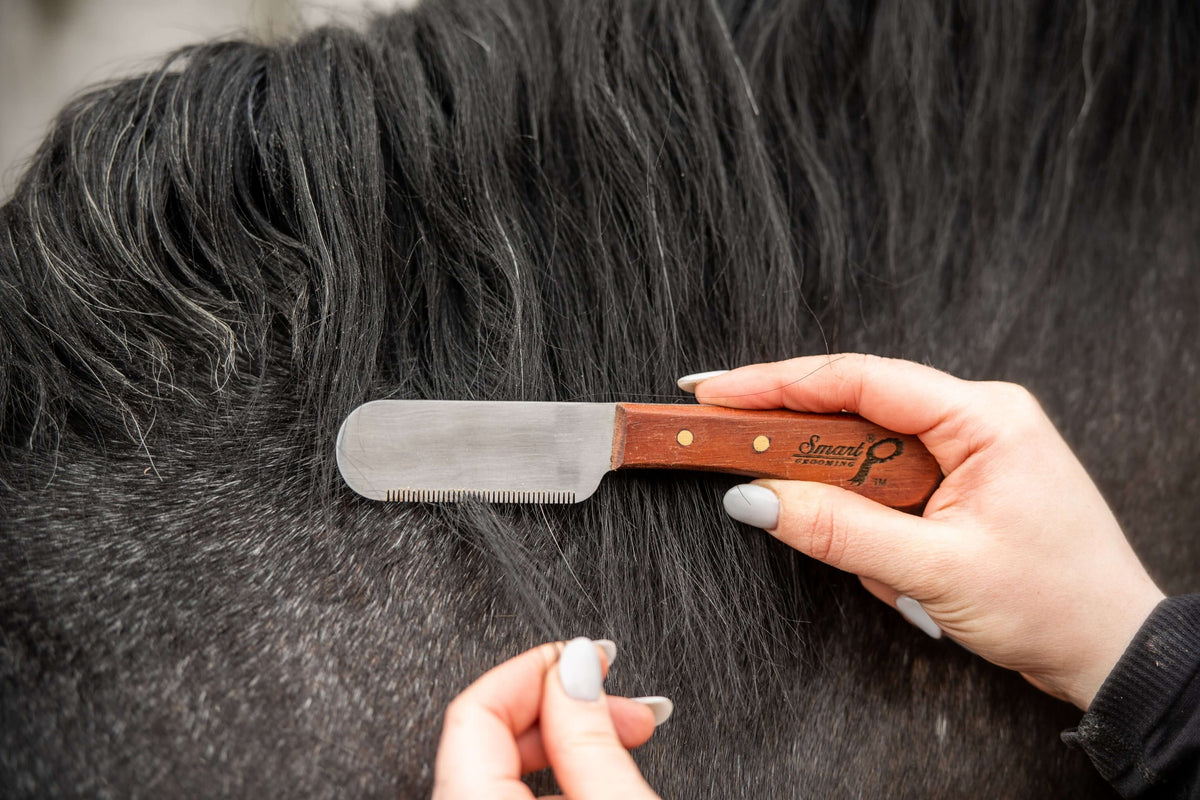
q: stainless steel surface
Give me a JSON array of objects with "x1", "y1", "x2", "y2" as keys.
[{"x1": 336, "y1": 400, "x2": 618, "y2": 503}]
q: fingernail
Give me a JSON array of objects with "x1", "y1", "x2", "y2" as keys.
[
  {"x1": 677, "y1": 370, "x2": 730, "y2": 393},
  {"x1": 723, "y1": 484, "x2": 779, "y2": 529},
  {"x1": 594, "y1": 639, "x2": 618, "y2": 666},
  {"x1": 896, "y1": 596, "x2": 943, "y2": 640},
  {"x1": 631, "y1": 696, "x2": 674, "y2": 726},
  {"x1": 559, "y1": 637, "x2": 603, "y2": 701}
]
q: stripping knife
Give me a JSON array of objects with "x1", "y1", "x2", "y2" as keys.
[{"x1": 337, "y1": 401, "x2": 940, "y2": 511}]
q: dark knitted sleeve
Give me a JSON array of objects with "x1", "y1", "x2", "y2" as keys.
[{"x1": 1062, "y1": 594, "x2": 1200, "y2": 799}]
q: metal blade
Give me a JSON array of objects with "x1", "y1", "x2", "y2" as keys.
[{"x1": 336, "y1": 400, "x2": 617, "y2": 503}]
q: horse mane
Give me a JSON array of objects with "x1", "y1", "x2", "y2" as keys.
[{"x1": 3, "y1": 1, "x2": 1197, "y2": 796}]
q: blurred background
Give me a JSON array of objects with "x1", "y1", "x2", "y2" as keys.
[{"x1": 0, "y1": 0, "x2": 418, "y2": 200}]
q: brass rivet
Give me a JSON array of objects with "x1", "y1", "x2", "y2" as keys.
[
  {"x1": 677, "y1": 429, "x2": 694, "y2": 446},
  {"x1": 753, "y1": 435, "x2": 770, "y2": 452}
]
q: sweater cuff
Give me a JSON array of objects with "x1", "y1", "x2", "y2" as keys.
[{"x1": 1062, "y1": 594, "x2": 1200, "y2": 797}]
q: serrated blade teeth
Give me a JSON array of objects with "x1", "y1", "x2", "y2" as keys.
[{"x1": 383, "y1": 488, "x2": 577, "y2": 504}]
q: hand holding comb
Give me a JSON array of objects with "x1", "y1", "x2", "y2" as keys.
[{"x1": 336, "y1": 401, "x2": 940, "y2": 511}]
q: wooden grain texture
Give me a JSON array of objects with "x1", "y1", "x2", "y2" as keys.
[{"x1": 611, "y1": 404, "x2": 940, "y2": 511}]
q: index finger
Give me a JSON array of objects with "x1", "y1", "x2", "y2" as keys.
[
  {"x1": 691, "y1": 354, "x2": 973, "y2": 469},
  {"x1": 432, "y1": 642, "x2": 565, "y2": 799}
]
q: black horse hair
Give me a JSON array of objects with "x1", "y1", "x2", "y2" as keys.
[{"x1": 3, "y1": 1, "x2": 1199, "y2": 796}]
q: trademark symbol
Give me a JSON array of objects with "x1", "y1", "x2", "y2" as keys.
[{"x1": 848, "y1": 437, "x2": 904, "y2": 486}]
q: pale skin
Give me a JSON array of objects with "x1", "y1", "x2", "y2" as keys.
[
  {"x1": 431, "y1": 641, "x2": 661, "y2": 799},
  {"x1": 435, "y1": 354, "x2": 1165, "y2": 794},
  {"x1": 692, "y1": 353, "x2": 1165, "y2": 710}
]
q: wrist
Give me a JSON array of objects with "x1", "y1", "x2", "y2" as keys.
[{"x1": 1072, "y1": 585, "x2": 1166, "y2": 710}]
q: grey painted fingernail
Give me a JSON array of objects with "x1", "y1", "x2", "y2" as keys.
[
  {"x1": 593, "y1": 639, "x2": 618, "y2": 666},
  {"x1": 896, "y1": 596, "x2": 943, "y2": 640},
  {"x1": 559, "y1": 637, "x2": 603, "y2": 701},
  {"x1": 723, "y1": 484, "x2": 780, "y2": 529},
  {"x1": 677, "y1": 370, "x2": 730, "y2": 393},
  {"x1": 631, "y1": 696, "x2": 674, "y2": 726}
]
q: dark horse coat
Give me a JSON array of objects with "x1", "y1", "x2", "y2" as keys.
[{"x1": 3, "y1": 1, "x2": 1198, "y2": 797}]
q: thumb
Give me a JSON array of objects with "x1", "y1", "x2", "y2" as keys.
[
  {"x1": 724, "y1": 480, "x2": 951, "y2": 595},
  {"x1": 540, "y1": 638, "x2": 660, "y2": 800}
]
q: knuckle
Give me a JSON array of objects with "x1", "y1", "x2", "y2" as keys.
[
  {"x1": 827, "y1": 353, "x2": 872, "y2": 411},
  {"x1": 558, "y1": 725, "x2": 621, "y2": 756},
  {"x1": 983, "y1": 381, "x2": 1048, "y2": 438},
  {"x1": 853, "y1": 352, "x2": 881, "y2": 369},
  {"x1": 988, "y1": 381, "x2": 1039, "y2": 414},
  {"x1": 441, "y1": 698, "x2": 471, "y2": 731},
  {"x1": 443, "y1": 696, "x2": 465, "y2": 720},
  {"x1": 805, "y1": 494, "x2": 851, "y2": 569}
]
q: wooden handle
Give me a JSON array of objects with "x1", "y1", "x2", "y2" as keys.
[{"x1": 610, "y1": 404, "x2": 940, "y2": 511}]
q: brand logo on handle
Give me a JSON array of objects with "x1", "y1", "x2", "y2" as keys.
[{"x1": 792, "y1": 434, "x2": 904, "y2": 485}]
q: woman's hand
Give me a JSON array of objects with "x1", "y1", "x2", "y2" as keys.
[
  {"x1": 432, "y1": 638, "x2": 670, "y2": 799},
  {"x1": 681, "y1": 354, "x2": 1165, "y2": 710}
]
